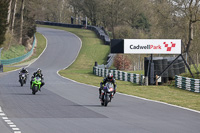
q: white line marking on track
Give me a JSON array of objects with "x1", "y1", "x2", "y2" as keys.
[
  {"x1": 0, "y1": 113, "x2": 5, "y2": 116},
  {"x1": 10, "y1": 125, "x2": 17, "y2": 128},
  {"x1": 117, "y1": 92, "x2": 200, "y2": 114},
  {"x1": 5, "y1": 119, "x2": 11, "y2": 122},
  {"x1": 0, "y1": 106, "x2": 21, "y2": 132},
  {"x1": 2, "y1": 117, "x2": 8, "y2": 120},
  {"x1": 14, "y1": 131, "x2": 21, "y2": 133},
  {"x1": 12, "y1": 128, "x2": 20, "y2": 130},
  {"x1": 7, "y1": 122, "x2": 14, "y2": 125},
  {"x1": 0, "y1": 32, "x2": 48, "y2": 133}
]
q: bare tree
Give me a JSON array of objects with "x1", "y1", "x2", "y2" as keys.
[
  {"x1": 102, "y1": 0, "x2": 124, "y2": 38},
  {"x1": 7, "y1": 0, "x2": 12, "y2": 26},
  {"x1": 59, "y1": 0, "x2": 65, "y2": 23},
  {"x1": 11, "y1": 0, "x2": 18, "y2": 35},
  {"x1": 19, "y1": 0, "x2": 25, "y2": 44},
  {"x1": 81, "y1": 0, "x2": 99, "y2": 26},
  {"x1": 173, "y1": 0, "x2": 200, "y2": 53}
]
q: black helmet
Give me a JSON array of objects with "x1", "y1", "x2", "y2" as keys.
[
  {"x1": 107, "y1": 73, "x2": 113, "y2": 79},
  {"x1": 22, "y1": 68, "x2": 25, "y2": 71}
]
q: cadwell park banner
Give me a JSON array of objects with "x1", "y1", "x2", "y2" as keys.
[{"x1": 111, "y1": 39, "x2": 181, "y2": 54}]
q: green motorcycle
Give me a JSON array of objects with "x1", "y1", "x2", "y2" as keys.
[{"x1": 31, "y1": 76, "x2": 42, "y2": 95}]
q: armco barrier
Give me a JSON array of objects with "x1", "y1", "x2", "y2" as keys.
[
  {"x1": 93, "y1": 66, "x2": 143, "y2": 85},
  {"x1": 175, "y1": 75, "x2": 200, "y2": 93},
  {"x1": 36, "y1": 20, "x2": 111, "y2": 45},
  {"x1": 0, "y1": 36, "x2": 36, "y2": 65}
]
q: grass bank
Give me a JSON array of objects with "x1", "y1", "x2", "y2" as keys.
[
  {"x1": 1, "y1": 45, "x2": 27, "y2": 59},
  {"x1": 2, "y1": 32, "x2": 46, "y2": 72},
  {"x1": 39, "y1": 25, "x2": 200, "y2": 111}
]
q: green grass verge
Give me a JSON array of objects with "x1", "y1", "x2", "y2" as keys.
[
  {"x1": 39, "y1": 25, "x2": 200, "y2": 111},
  {"x1": 2, "y1": 32, "x2": 46, "y2": 72},
  {"x1": 1, "y1": 45, "x2": 27, "y2": 59}
]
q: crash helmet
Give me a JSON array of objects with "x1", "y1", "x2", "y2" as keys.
[
  {"x1": 107, "y1": 73, "x2": 113, "y2": 79},
  {"x1": 37, "y1": 68, "x2": 41, "y2": 74}
]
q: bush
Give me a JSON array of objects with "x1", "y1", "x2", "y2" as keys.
[
  {"x1": 114, "y1": 25, "x2": 134, "y2": 39},
  {"x1": 114, "y1": 54, "x2": 131, "y2": 70}
]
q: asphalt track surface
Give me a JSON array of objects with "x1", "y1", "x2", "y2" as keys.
[{"x1": 0, "y1": 27, "x2": 200, "y2": 133}]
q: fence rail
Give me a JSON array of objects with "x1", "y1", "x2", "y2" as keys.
[
  {"x1": 175, "y1": 75, "x2": 200, "y2": 93},
  {"x1": 93, "y1": 66, "x2": 144, "y2": 85},
  {"x1": 36, "y1": 21, "x2": 111, "y2": 45}
]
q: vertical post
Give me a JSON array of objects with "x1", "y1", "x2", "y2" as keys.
[
  {"x1": 0, "y1": 48, "x2": 3, "y2": 72},
  {"x1": 85, "y1": 17, "x2": 87, "y2": 28},
  {"x1": 139, "y1": 54, "x2": 140, "y2": 70},
  {"x1": 186, "y1": 53, "x2": 188, "y2": 72},
  {"x1": 150, "y1": 54, "x2": 153, "y2": 63},
  {"x1": 0, "y1": 48, "x2": 3, "y2": 64},
  {"x1": 149, "y1": 54, "x2": 155, "y2": 85},
  {"x1": 197, "y1": 53, "x2": 199, "y2": 67},
  {"x1": 156, "y1": 75, "x2": 158, "y2": 86},
  {"x1": 145, "y1": 77, "x2": 148, "y2": 86}
]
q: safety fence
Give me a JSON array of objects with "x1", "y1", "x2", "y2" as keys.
[
  {"x1": 93, "y1": 66, "x2": 144, "y2": 85},
  {"x1": 175, "y1": 75, "x2": 200, "y2": 93},
  {"x1": 106, "y1": 54, "x2": 116, "y2": 68},
  {"x1": 87, "y1": 25, "x2": 110, "y2": 45},
  {"x1": 0, "y1": 36, "x2": 36, "y2": 65},
  {"x1": 36, "y1": 21, "x2": 111, "y2": 45}
]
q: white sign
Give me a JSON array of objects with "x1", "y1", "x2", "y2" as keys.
[{"x1": 124, "y1": 39, "x2": 181, "y2": 54}]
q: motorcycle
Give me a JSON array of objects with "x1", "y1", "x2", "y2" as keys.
[
  {"x1": 31, "y1": 76, "x2": 42, "y2": 95},
  {"x1": 100, "y1": 82, "x2": 115, "y2": 107},
  {"x1": 19, "y1": 73, "x2": 27, "y2": 87}
]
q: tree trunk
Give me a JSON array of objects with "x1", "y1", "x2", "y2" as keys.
[
  {"x1": 111, "y1": 26, "x2": 115, "y2": 39},
  {"x1": 59, "y1": 0, "x2": 65, "y2": 23},
  {"x1": 19, "y1": 0, "x2": 25, "y2": 45},
  {"x1": 7, "y1": 0, "x2": 12, "y2": 26},
  {"x1": 186, "y1": 20, "x2": 193, "y2": 53},
  {"x1": 11, "y1": 0, "x2": 18, "y2": 35}
]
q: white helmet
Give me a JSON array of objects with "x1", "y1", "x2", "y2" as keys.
[{"x1": 107, "y1": 73, "x2": 113, "y2": 79}]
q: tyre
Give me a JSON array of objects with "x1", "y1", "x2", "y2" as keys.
[
  {"x1": 21, "y1": 82, "x2": 23, "y2": 87},
  {"x1": 32, "y1": 86, "x2": 38, "y2": 95},
  {"x1": 101, "y1": 94, "x2": 104, "y2": 106},
  {"x1": 21, "y1": 80, "x2": 25, "y2": 87},
  {"x1": 104, "y1": 93, "x2": 108, "y2": 107}
]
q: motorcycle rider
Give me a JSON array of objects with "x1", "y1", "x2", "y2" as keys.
[
  {"x1": 30, "y1": 68, "x2": 45, "y2": 89},
  {"x1": 19, "y1": 68, "x2": 29, "y2": 83},
  {"x1": 99, "y1": 72, "x2": 117, "y2": 99}
]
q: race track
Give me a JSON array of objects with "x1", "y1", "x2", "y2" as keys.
[{"x1": 0, "y1": 27, "x2": 200, "y2": 133}]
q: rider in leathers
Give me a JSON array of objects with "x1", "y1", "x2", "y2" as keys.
[
  {"x1": 30, "y1": 68, "x2": 45, "y2": 89},
  {"x1": 99, "y1": 73, "x2": 117, "y2": 99},
  {"x1": 19, "y1": 68, "x2": 29, "y2": 83}
]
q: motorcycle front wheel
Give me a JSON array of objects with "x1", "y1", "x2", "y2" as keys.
[
  {"x1": 32, "y1": 85, "x2": 38, "y2": 95},
  {"x1": 104, "y1": 93, "x2": 108, "y2": 107}
]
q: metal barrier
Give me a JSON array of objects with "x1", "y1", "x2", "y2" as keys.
[
  {"x1": 0, "y1": 36, "x2": 36, "y2": 65},
  {"x1": 93, "y1": 66, "x2": 143, "y2": 85},
  {"x1": 175, "y1": 75, "x2": 200, "y2": 93},
  {"x1": 36, "y1": 20, "x2": 111, "y2": 45}
]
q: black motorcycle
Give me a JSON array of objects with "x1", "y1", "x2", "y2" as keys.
[
  {"x1": 19, "y1": 73, "x2": 27, "y2": 86},
  {"x1": 100, "y1": 82, "x2": 115, "y2": 107}
]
